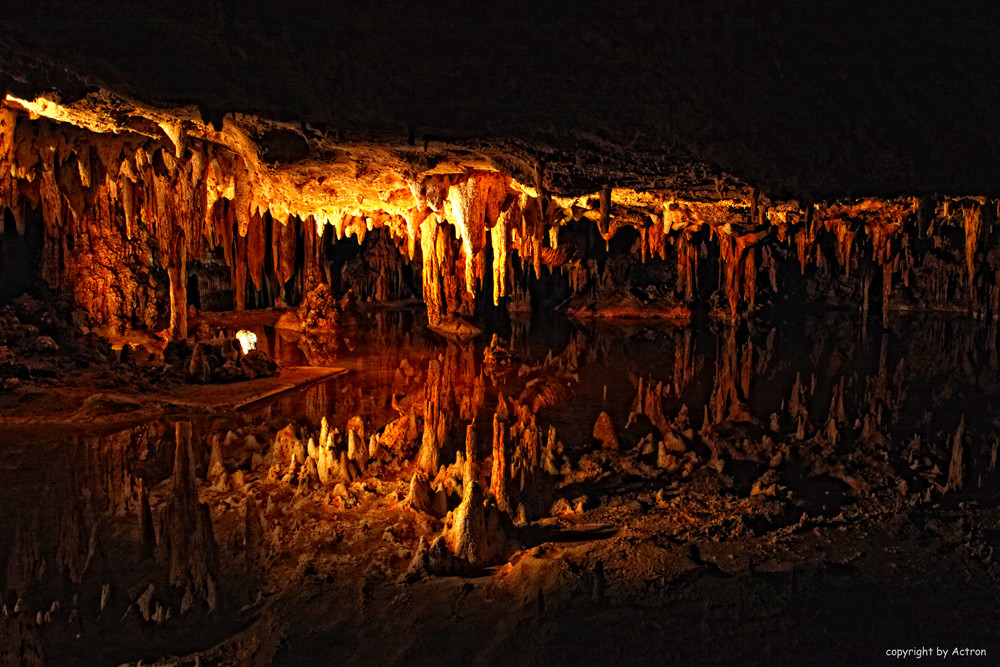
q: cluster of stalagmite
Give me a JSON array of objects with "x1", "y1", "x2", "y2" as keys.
[{"x1": 235, "y1": 338, "x2": 583, "y2": 572}]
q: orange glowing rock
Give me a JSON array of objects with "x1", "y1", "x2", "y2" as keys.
[{"x1": 592, "y1": 411, "x2": 619, "y2": 452}]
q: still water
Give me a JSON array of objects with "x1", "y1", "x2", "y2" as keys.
[{"x1": 1, "y1": 308, "x2": 997, "y2": 662}]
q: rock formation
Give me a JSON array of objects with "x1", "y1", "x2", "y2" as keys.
[{"x1": 157, "y1": 421, "x2": 220, "y2": 610}]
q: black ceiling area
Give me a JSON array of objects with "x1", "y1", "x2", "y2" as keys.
[{"x1": 3, "y1": 1, "x2": 999, "y2": 198}]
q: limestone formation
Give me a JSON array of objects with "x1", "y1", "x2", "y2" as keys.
[
  {"x1": 207, "y1": 434, "x2": 228, "y2": 489},
  {"x1": 188, "y1": 343, "x2": 211, "y2": 383},
  {"x1": 593, "y1": 412, "x2": 619, "y2": 451},
  {"x1": 404, "y1": 472, "x2": 433, "y2": 514},
  {"x1": 5, "y1": 22, "x2": 1000, "y2": 666},
  {"x1": 157, "y1": 422, "x2": 220, "y2": 609},
  {"x1": 490, "y1": 399, "x2": 516, "y2": 518},
  {"x1": 3, "y1": 90, "x2": 996, "y2": 337}
]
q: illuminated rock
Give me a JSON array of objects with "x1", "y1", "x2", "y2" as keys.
[{"x1": 592, "y1": 411, "x2": 619, "y2": 452}]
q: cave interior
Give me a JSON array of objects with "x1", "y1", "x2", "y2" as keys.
[{"x1": 2, "y1": 3, "x2": 1000, "y2": 665}]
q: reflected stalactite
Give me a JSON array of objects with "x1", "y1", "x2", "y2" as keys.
[
  {"x1": 156, "y1": 422, "x2": 220, "y2": 609},
  {"x1": 5, "y1": 300, "x2": 1000, "y2": 663},
  {"x1": 708, "y1": 327, "x2": 754, "y2": 424},
  {"x1": 490, "y1": 394, "x2": 516, "y2": 519},
  {"x1": 0, "y1": 422, "x2": 169, "y2": 605}
]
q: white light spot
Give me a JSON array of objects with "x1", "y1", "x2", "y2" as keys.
[{"x1": 235, "y1": 329, "x2": 257, "y2": 354}]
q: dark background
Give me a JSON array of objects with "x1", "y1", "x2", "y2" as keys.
[{"x1": 2, "y1": 1, "x2": 999, "y2": 198}]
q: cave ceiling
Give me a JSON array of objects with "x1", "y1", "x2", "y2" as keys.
[{"x1": 2, "y1": 1, "x2": 999, "y2": 200}]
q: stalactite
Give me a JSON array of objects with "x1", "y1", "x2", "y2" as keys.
[
  {"x1": 0, "y1": 108, "x2": 17, "y2": 210},
  {"x1": 882, "y1": 261, "x2": 891, "y2": 328},
  {"x1": 158, "y1": 422, "x2": 220, "y2": 609},
  {"x1": 833, "y1": 219, "x2": 857, "y2": 277},
  {"x1": 4, "y1": 100, "x2": 1000, "y2": 338},
  {"x1": 277, "y1": 216, "x2": 297, "y2": 288},
  {"x1": 447, "y1": 172, "x2": 507, "y2": 296},
  {"x1": 419, "y1": 216, "x2": 443, "y2": 324},
  {"x1": 491, "y1": 199, "x2": 518, "y2": 306},
  {"x1": 647, "y1": 215, "x2": 667, "y2": 261},
  {"x1": 167, "y1": 233, "x2": 188, "y2": 340},
  {"x1": 437, "y1": 219, "x2": 467, "y2": 318},
  {"x1": 628, "y1": 376, "x2": 671, "y2": 437},
  {"x1": 233, "y1": 232, "x2": 248, "y2": 311},
  {"x1": 708, "y1": 328, "x2": 754, "y2": 423},
  {"x1": 963, "y1": 204, "x2": 982, "y2": 303},
  {"x1": 676, "y1": 228, "x2": 698, "y2": 302},
  {"x1": 795, "y1": 206, "x2": 816, "y2": 272},
  {"x1": 599, "y1": 186, "x2": 612, "y2": 236},
  {"x1": 947, "y1": 416, "x2": 966, "y2": 492},
  {"x1": 247, "y1": 211, "x2": 266, "y2": 291},
  {"x1": 715, "y1": 227, "x2": 768, "y2": 318}
]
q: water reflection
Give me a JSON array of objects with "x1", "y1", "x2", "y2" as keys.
[{"x1": 1, "y1": 309, "x2": 998, "y2": 663}]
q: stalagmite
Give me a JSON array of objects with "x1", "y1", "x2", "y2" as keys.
[
  {"x1": 947, "y1": 416, "x2": 966, "y2": 492},
  {"x1": 347, "y1": 427, "x2": 367, "y2": 476},
  {"x1": 593, "y1": 411, "x2": 619, "y2": 451},
  {"x1": 416, "y1": 411, "x2": 440, "y2": 475},
  {"x1": 270, "y1": 424, "x2": 306, "y2": 471},
  {"x1": 188, "y1": 343, "x2": 211, "y2": 383},
  {"x1": 137, "y1": 482, "x2": 155, "y2": 563},
  {"x1": 207, "y1": 435, "x2": 228, "y2": 489},
  {"x1": 404, "y1": 472, "x2": 433, "y2": 514},
  {"x1": 464, "y1": 423, "x2": 481, "y2": 488},
  {"x1": 657, "y1": 440, "x2": 676, "y2": 470},
  {"x1": 315, "y1": 429, "x2": 338, "y2": 485},
  {"x1": 448, "y1": 481, "x2": 490, "y2": 565}
]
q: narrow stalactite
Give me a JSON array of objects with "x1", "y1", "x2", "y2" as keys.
[{"x1": 599, "y1": 187, "x2": 612, "y2": 236}]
